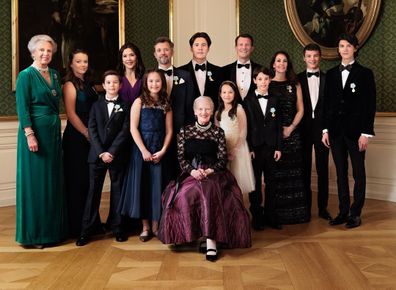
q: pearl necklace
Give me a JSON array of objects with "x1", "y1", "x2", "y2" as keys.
[
  {"x1": 31, "y1": 64, "x2": 49, "y2": 74},
  {"x1": 195, "y1": 121, "x2": 212, "y2": 132}
]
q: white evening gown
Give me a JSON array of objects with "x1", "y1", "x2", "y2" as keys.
[{"x1": 219, "y1": 104, "x2": 255, "y2": 194}]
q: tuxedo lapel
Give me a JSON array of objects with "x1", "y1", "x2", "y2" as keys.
[
  {"x1": 230, "y1": 61, "x2": 237, "y2": 83},
  {"x1": 100, "y1": 99, "x2": 110, "y2": 122},
  {"x1": 344, "y1": 63, "x2": 361, "y2": 92},
  {"x1": 319, "y1": 72, "x2": 325, "y2": 100},
  {"x1": 301, "y1": 72, "x2": 313, "y2": 113},
  {"x1": 187, "y1": 61, "x2": 200, "y2": 96}
]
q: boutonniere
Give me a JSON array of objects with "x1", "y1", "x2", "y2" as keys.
[
  {"x1": 270, "y1": 107, "x2": 276, "y2": 117},
  {"x1": 173, "y1": 76, "x2": 179, "y2": 85},
  {"x1": 114, "y1": 104, "x2": 123, "y2": 113},
  {"x1": 286, "y1": 85, "x2": 293, "y2": 93},
  {"x1": 350, "y1": 83, "x2": 356, "y2": 93},
  {"x1": 207, "y1": 71, "x2": 214, "y2": 81}
]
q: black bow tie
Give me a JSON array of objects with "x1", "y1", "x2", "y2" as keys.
[
  {"x1": 159, "y1": 69, "x2": 173, "y2": 76},
  {"x1": 339, "y1": 64, "x2": 353, "y2": 72},
  {"x1": 237, "y1": 63, "x2": 250, "y2": 69},
  {"x1": 257, "y1": 94, "x2": 268, "y2": 100},
  {"x1": 105, "y1": 98, "x2": 117, "y2": 104},
  {"x1": 195, "y1": 63, "x2": 206, "y2": 71},
  {"x1": 307, "y1": 71, "x2": 320, "y2": 78}
]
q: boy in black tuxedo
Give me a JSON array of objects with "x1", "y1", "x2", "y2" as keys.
[
  {"x1": 322, "y1": 34, "x2": 376, "y2": 229},
  {"x1": 297, "y1": 43, "x2": 331, "y2": 221},
  {"x1": 243, "y1": 67, "x2": 282, "y2": 230},
  {"x1": 179, "y1": 32, "x2": 223, "y2": 111},
  {"x1": 76, "y1": 70, "x2": 130, "y2": 246}
]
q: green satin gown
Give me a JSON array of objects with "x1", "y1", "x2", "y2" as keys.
[{"x1": 15, "y1": 66, "x2": 68, "y2": 245}]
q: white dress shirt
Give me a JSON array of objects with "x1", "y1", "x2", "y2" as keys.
[
  {"x1": 192, "y1": 60, "x2": 207, "y2": 96},
  {"x1": 236, "y1": 61, "x2": 251, "y2": 99},
  {"x1": 105, "y1": 95, "x2": 118, "y2": 117},
  {"x1": 255, "y1": 90, "x2": 268, "y2": 116},
  {"x1": 307, "y1": 69, "x2": 320, "y2": 118}
]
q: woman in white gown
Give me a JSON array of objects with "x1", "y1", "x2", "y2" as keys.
[{"x1": 215, "y1": 81, "x2": 255, "y2": 194}]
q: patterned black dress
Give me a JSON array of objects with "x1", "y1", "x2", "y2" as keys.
[{"x1": 270, "y1": 80, "x2": 310, "y2": 224}]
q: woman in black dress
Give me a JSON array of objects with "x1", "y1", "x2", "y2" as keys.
[
  {"x1": 269, "y1": 51, "x2": 310, "y2": 224},
  {"x1": 63, "y1": 49, "x2": 98, "y2": 237}
]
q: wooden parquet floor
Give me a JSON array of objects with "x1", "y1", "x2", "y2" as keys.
[{"x1": 1, "y1": 194, "x2": 396, "y2": 290}]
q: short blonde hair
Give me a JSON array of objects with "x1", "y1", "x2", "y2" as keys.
[
  {"x1": 27, "y1": 34, "x2": 57, "y2": 55},
  {"x1": 193, "y1": 96, "x2": 214, "y2": 112}
]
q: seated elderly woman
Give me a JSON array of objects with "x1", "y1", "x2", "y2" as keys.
[{"x1": 158, "y1": 96, "x2": 251, "y2": 262}]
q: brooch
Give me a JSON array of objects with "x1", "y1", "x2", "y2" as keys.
[
  {"x1": 51, "y1": 89, "x2": 57, "y2": 96},
  {"x1": 350, "y1": 83, "x2": 356, "y2": 93},
  {"x1": 270, "y1": 107, "x2": 276, "y2": 117},
  {"x1": 286, "y1": 85, "x2": 293, "y2": 93},
  {"x1": 207, "y1": 71, "x2": 214, "y2": 81}
]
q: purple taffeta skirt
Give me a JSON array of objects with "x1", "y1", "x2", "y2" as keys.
[{"x1": 158, "y1": 170, "x2": 251, "y2": 248}]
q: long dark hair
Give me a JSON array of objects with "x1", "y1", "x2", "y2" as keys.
[
  {"x1": 141, "y1": 69, "x2": 170, "y2": 111},
  {"x1": 216, "y1": 81, "x2": 241, "y2": 122},
  {"x1": 64, "y1": 49, "x2": 92, "y2": 90},
  {"x1": 269, "y1": 50, "x2": 298, "y2": 85},
  {"x1": 117, "y1": 42, "x2": 145, "y2": 79}
]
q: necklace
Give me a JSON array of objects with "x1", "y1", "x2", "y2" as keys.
[
  {"x1": 195, "y1": 121, "x2": 212, "y2": 131},
  {"x1": 31, "y1": 64, "x2": 49, "y2": 74}
]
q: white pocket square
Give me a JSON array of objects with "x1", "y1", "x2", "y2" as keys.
[{"x1": 179, "y1": 78, "x2": 185, "y2": 84}]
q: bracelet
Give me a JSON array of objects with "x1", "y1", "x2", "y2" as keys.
[{"x1": 24, "y1": 130, "x2": 34, "y2": 137}]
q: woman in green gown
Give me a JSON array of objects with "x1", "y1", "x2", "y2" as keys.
[{"x1": 15, "y1": 34, "x2": 68, "y2": 247}]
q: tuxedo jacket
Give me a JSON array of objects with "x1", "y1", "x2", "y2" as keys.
[
  {"x1": 243, "y1": 92, "x2": 282, "y2": 151},
  {"x1": 298, "y1": 70, "x2": 326, "y2": 142},
  {"x1": 178, "y1": 60, "x2": 223, "y2": 110},
  {"x1": 88, "y1": 97, "x2": 130, "y2": 164},
  {"x1": 323, "y1": 62, "x2": 376, "y2": 139},
  {"x1": 222, "y1": 60, "x2": 261, "y2": 97},
  {"x1": 170, "y1": 67, "x2": 195, "y2": 135}
]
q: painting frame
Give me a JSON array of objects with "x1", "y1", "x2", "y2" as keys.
[
  {"x1": 284, "y1": 0, "x2": 382, "y2": 60},
  {"x1": 11, "y1": 0, "x2": 125, "y2": 90}
]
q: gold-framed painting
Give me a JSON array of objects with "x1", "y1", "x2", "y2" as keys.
[
  {"x1": 284, "y1": 0, "x2": 382, "y2": 59},
  {"x1": 11, "y1": 0, "x2": 125, "y2": 90}
]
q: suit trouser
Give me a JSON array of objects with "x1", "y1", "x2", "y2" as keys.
[
  {"x1": 330, "y1": 135, "x2": 366, "y2": 217},
  {"x1": 81, "y1": 161, "x2": 126, "y2": 236},
  {"x1": 302, "y1": 137, "x2": 330, "y2": 213},
  {"x1": 249, "y1": 145, "x2": 277, "y2": 222}
]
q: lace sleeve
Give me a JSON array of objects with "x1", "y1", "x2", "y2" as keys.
[
  {"x1": 177, "y1": 126, "x2": 194, "y2": 174},
  {"x1": 213, "y1": 127, "x2": 228, "y2": 172}
]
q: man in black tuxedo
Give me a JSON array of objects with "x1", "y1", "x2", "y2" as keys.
[
  {"x1": 153, "y1": 36, "x2": 195, "y2": 183},
  {"x1": 77, "y1": 71, "x2": 130, "y2": 246},
  {"x1": 243, "y1": 67, "x2": 282, "y2": 230},
  {"x1": 222, "y1": 33, "x2": 261, "y2": 100},
  {"x1": 322, "y1": 34, "x2": 376, "y2": 228},
  {"x1": 297, "y1": 43, "x2": 331, "y2": 221},
  {"x1": 179, "y1": 32, "x2": 223, "y2": 111}
]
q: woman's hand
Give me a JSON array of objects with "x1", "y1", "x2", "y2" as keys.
[
  {"x1": 204, "y1": 168, "x2": 214, "y2": 177},
  {"x1": 142, "y1": 150, "x2": 153, "y2": 162},
  {"x1": 27, "y1": 134, "x2": 39, "y2": 152},
  {"x1": 191, "y1": 169, "x2": 206, "y2": 180},
  {"x1": 283, "y1": 125, "x2": 294, "y2": 139},
  {"x1": 152, "y1": 150, "x2": 165, "y2": 164}
]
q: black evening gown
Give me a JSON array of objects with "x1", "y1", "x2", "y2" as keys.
[
  {"x1": 270, "y1": 80, "x2": 310, "y2": 224},
  {"x1": 62, "y1": 82, "x2": 98, "y2": 237}
]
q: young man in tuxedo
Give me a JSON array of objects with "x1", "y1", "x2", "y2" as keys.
[
  {"x1": 179, "y1": 32, "x2": 223, "y2": 111},
  {"x1": 297, "y1": 43, "x2": 331, "y2": 221},
  {"x1": 222, "y1": 33, "x2": 261, "y2": 100},
  {"x1": 243, "y1": 67, "x2": 282, "y2": 230},
  {"x1": 76, "y1": 71, "x2": 130, "y2": 246},
  {"x1": 322, "y1": 34, "x2": 376, "y2": 229},
  {"x1": 153, "y1": 36, "x2": 195, "y2": 182}
]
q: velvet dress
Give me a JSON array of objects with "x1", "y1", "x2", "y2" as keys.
[
  {"x1": 15, "y1": 66, "x2": 68, "y2": 245},
  {"x1": 158, "y1": 124, "x2": 251, "y2": 248},
  {"x1": 269, "y1": 80, "x2": 310, "y2": 224}
]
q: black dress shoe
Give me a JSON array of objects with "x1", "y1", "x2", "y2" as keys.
[
  {"x1": 345, "y1": 216, "x2": 361, "y2": 229},
  {"x1": 115, "y1": 233, "x2": 128, "y2": 242},
  {"x1": 206, "y1": 249, "x2": 218, "y2": 262},
  {"x1": 319, "y1": 209, "x2": 332, "y2": 220},
  {"x1": 329, "y1": 214, "x2": 348, "y2": 226},
  {"x1": 76, "y1": 235, "x2": 89, "y2": 246}
]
